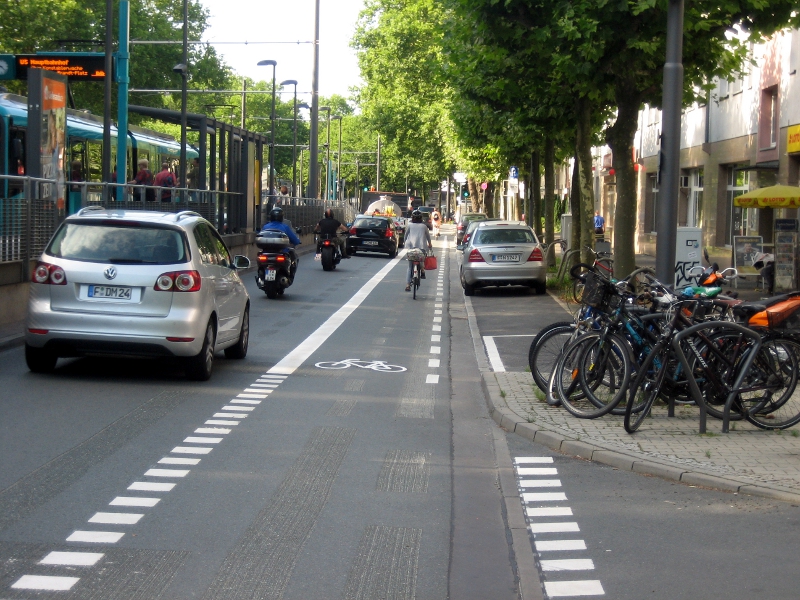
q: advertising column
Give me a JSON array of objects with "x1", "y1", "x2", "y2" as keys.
[{"x1": 26, "y1": 69, "x2": 67, "y2": 212}]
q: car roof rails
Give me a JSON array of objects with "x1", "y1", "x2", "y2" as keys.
[
  {"x1": 174, "y1": 211, "x2": 202, "y2": 221},
  {"x1": 76, "y1": 206, "x2": 107, "y2": 216}
]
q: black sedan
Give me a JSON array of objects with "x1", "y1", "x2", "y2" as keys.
[{"x1": 347, "y1": 216, "x2": 399, "y2": 258}]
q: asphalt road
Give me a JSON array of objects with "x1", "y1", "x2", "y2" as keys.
[{"x1": 0, "y1": 239, "x2": 519, "y2": 600}]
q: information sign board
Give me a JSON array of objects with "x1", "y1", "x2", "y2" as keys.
[{"x1": 14, "y1": 53, "x2": 107, "y2": 81}]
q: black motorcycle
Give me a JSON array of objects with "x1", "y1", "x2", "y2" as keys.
[
  {"x1": 316, "y1": 233, "x2": 344, "y2": 271},
  {"x1": 255, "y1": 230, "x2": 298, "y2": 298}
]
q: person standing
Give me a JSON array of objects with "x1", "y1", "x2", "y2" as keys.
[
  {"x1": 404, "y1": 209, "x2": 432, "y2": 292},
  {"x1": 594, "y1": 211, "x2": 605, "y2": 236},
  {"x1": 128, "y1": 158, "x2": 154, "y2": 201},
  {"x1": 186, "y1": 157, "x2": 199, "y2": 201},
  {"x1": 431, "y1": 207, "x2": 441, "y2": 239},
  {"x1": 153, "y1": 162, "x2": 176, "y2": 202}
]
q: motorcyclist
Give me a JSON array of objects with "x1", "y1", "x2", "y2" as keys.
[
  {"x1": 313, "y1": 208, "x2": 350, "y2": 258},
  {"x1": 260, "y1": 207, "x2": 301, "y2": 273},
  {"x1": 404, "y1": 209, "x2": 432, "y2": 292}
]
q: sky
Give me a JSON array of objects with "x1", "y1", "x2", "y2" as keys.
[{"x1": 198, "y1": 0, "x2": 366, "y2": 104}]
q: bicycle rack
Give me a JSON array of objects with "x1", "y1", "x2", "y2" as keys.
[
  {"x1": 556, "y1": 248, "x2": 582, "y2": 282},
  {"x1": 670, "y1": 322, "x2": 762, "y2": 434}
]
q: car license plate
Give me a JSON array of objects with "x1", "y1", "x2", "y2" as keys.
[
  {"x1": 88, "y1": 285, "x2": 132, "y2": 300},
  {"x1": 265, "y1": 269, "x2": 277, "y2": 281},
  {"x1": 492, "y1": 254, "x2": 520, "y2": 262},
  {"x1": 364, "y1": 240, "x2": 379, "y2": 246}
]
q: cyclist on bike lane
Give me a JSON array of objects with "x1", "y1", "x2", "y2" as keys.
[{"x1": 404, "y1": 209, "x2": 432, "y2": 292}]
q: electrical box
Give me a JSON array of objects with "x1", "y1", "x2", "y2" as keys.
[
  {"x1": 674, "y1": 227, "x2": 702, "y2": 288},
  {"x1": 560, "y1": 213, "x2": 572, "y2": 249}
]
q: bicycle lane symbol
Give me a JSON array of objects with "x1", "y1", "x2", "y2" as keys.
[{"x1": 314, "y1": 359, "x2": 407, "y2": 373}]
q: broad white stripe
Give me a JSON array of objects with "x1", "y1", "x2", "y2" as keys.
[
  {"x1": 428, "y1": 359, "x2": 440, "y2": 367},
  {"x1": 535, "y1": 539, "x2": 587, "y2": 552},
  {"x1": 430, "y1": 346, "x2": 441, "y2": 354},
  {"x1": 515, "y1": 456, "x2": 554, "y2": 464},
  {"x1": 433, "y1": 316, "x2": 442, "y2": 322},
  {"x1": 159, "y1": 457, "x2": 201, "y2": 465},
  {"x1": 426, "y1": 374, "x2": 440, "y2": 384},
  {"x1": 40, "y1": 551, "x2": 104, "y2": 566},
  {"x1": 195, "y1": 427, "x2": 231, "y2": 434},
  {"x1": 432, "y1": 325, "x2": 441, "y2": 331},
  {"x1": 144, "y1": 468, "x2": 189, "y2": 478},
  {"x1": 231, "y1": 399, "x2": 262, "y2": 405},
  {"x1": 237, "y1": 393, "x2": 268, "y2": 399},
  {"x1": 66, "y1": 531, "x2": 124, "y2": 544},
  {"x1": 252, "y1": 382, "x2": 280, "y2": 387},
  {"x1": 221, "y1": 406, "x2": 254, "y2": 412},
  {"x1": 522, "y1": 492, "x2": 567, "y2": 502},
  {"x1": 431, "y1": 335, "x2": 441, "y2": 342},
  {"x1": 434, "y1": 309, "x2": 442, "y2": 314},
  {"x1": 110, "y1": 497, "x2": 160, "y2": 507},
  {"x1": 529, "y1": 522, "x2": 580, "y2": 534},
  {"x1": 12, "y1": 575, "x2": 79, "y2": 591},
  {"x1": 517, "y1": 467, "x2": 558, "y2": 475},
  {"x1": 206, "y1": 420, "x2": 239, "y2": 425},
  {"x1": 183, "y1": 436, "x2": 222, "y2": 444},
  {"x1": 267, "y1": 254, "x2": 403, "y2": 375},
  {"x1": 519, "y1": 479, "x2": 562, "y2": 488},
  {"x1": 171, "y1": 446, "x2": 212, "y2": 455},
  {"x1": 544, "y1": 580, "x2": 604, "y2": 597},
  {"x1": 435, "y1": 303, "x2": 442, "y2": 307},
  {"x1": 526, "y1": 507, "x2": 573, "y2": 517},
  {"x1": 128, "y1": 482, "x2": 175, "y2": 492},
  {"x1": 215, "y1": 412, "x2": 248, "y2": 418},
  {"x1": 541, "y1": 559, "x2": 595, "y2": 572},
  {"x1": 483, "y1": 336, "x2": 505, "y2": 372},
  {"x1": 260, "y1": 374, "x2": 287, "y2": 379},
  {"x1": 89, "y1": 512, "x2": 143, "y2": 525}
]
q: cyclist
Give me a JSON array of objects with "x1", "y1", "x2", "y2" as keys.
[
  {"x1": 404, "y1": 209, "x2": 432, "y2": 292},
  {"x1": 313, "y1": 208, "x2": 350, "y2": 258},
  {"x1": 431, "y1": 207, "x2": 441, "y2": 239}
]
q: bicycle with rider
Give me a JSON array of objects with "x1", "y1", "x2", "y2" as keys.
[{"x1": 404, "y1": 209, "x2": 432, "y2": 292}]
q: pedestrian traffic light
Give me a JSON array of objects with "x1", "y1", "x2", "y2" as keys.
[{"x1": 463, "y1": 190, "x2": 469, "y2": 197}]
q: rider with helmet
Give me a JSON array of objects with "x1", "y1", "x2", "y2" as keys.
[
  {"x1": 313, "y1": 208, "x2": 350, "y2": 258},
  {"x1": 261, "y1": 207, "x2": 301, "y2": 269},
  {"x1": 404, "y1": 209, "x2": 432, "y2": 292}
]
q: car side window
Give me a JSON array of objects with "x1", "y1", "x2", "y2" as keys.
[
  {"x1": 193, "y1": 223, "x2": 218, "y2": 265},
  {"x1": 210, "y1": 229, "x2": 231, "y2": 267}
]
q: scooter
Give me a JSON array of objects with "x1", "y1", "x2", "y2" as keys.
[
  {"x1": 255, "y1": 230, "x2": 298, "y2": 298},
  {"x1": 315, "y1": 233, "x2": 344, "y2": 271},
  {"x1": 685, "y1": 248, "x2": 739, "y2": 298}
]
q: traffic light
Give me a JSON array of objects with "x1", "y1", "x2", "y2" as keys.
[{"x1": 463, "y1": 190, "x2": 469, "y2": 197}]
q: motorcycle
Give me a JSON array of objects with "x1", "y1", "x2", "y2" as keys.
[
  {"x1": 685, "y1": 248, "x2": 739, "y2": 298},
  {"x1": 255, "y1": 230, "x2": 299, "y2": 298},
  {"x1": 315, "y1": 233, "x2": 344, "y2": 271}
]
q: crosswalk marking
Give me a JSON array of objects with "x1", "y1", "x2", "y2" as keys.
[
  {"x1": 39, "y1": 551, "x2": 104, "y2": 566},
  {"x1": 544, "y1": 580, "x2": 605, "y2": 597},
  {"x1": 11, "y1": 575, "x2": 80, "y2": 591},
  {"x1": 535, "y1": 539, "x2": 587, "y2": 552},
  {"x1": 541, "y1": 559, "x2": 595, "y2": 571}
]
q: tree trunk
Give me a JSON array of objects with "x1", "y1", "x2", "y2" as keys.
[
  {"x1": 483, "y1": 181, "x2": 494, "y2": 218},
  {"x1": 468, "y1": 178, "x2": 480, "y2": 213},
  {"x1": 531, "y1": 151, "x2": 541, "y2": 235},
  {"x1": 575, "y1": 97, "x2": 595, "y2": 266},
  {"x1": 606, "y1": 77, "x2": 641, "y2": 279},
  {"x1": 569, "y1": 149, "x2": 581, "y2": 271},
  {"x1": 544, "y1": 137, "x2": 555, "y2": 245}
]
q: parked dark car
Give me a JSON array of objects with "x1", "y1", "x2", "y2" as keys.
[
  {"x1": 347, "y1": 216, "x2": 400, "y2": 258},
  {"x1": 456, "y1": 212, "x2": 488, "y2": 244}
]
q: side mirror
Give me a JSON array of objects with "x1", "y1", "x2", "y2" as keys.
[{"x1": 233, "y1": 255, "x2": 251, "y2": 269}]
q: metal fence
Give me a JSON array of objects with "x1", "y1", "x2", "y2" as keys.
[{"x1": 278, "y1": 201, "x2": 359, "y2": 235}]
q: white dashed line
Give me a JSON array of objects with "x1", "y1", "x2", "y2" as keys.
[
  {"x1": 528, "y1": 522, "x2": 580, "y2": 534},
  {"x1": 159, "y1": 457, "x2": 201, "y2": 465},
  {"x1": 128, "y1": 482, "x2": 175, "y2": 492},
  {"x1": 517, "y1": 467, "x2": 558, "y2": 475},
  {"x1": 515, "y1": 457, "x2": 554, "y2": 464},
  {"x1": 66, "y1": 531, "x2": 125, "y2": 544},
  {"x1": 426, "y1": 374, "x2": 440, "y2": 384},
  {"x1": 431, "y1": 335, "x2": 441, "y2": 342},
  {"x1": 432, "y1": 325, "x2": 441, "y2": 331},
  {"x1": 12, "y1": 575, "x2": 80, "y2": 591},
  {"x1": 544, "y1": 580, "x2": 604, "y2": 597},
  {"x1": 195, "y1": 427, "x2": 231, "y2": 434},
  {"x1": 39, "y1": 551, "x2": 104, "y2": 566},
  {"x1": 183, "y1": 437, "x2": 222, "y2": 444},
  {"x1": 535, "y1": 540, "x2": 587, "y2": 552},
  {"x1": 171, "y1": 446, "x2": 212, "y2": 455},
  {"x1": 541, "y1": 559, "x2": 595, "y2": 572},
  {"x1": 88, "y1": 512, "x2": 143, "y2": 525},
  {"x1": 231, "y1": 399, "x2": 262, "y2": 405},
  {"x1": 522, "y1": 492, "x2": 567, "y2": 502},
  {"x1": 430, "y1": 346, "x2": 440, "y2": 354},
  {"x1": 221, "y1": 406, "x2": 254, "y2": 412},
  {"x1": 526, "y1": 506, "x2": 573, "y2": 517},
  {"x1": 109, "y1": 497, "x2": 160, "y2": 507},
  {"x1": 144, "y1": 469, "x2": 189, "y2": 478},
  {"x1": 252, "y1": 382, "x2": 279, "y2": 387},
  {"x1": 215, "y1": 412, "x2": 248, "y2": 418},
  {"x1": 520, "y1": 479, "x2": 562, "y2": 487},
  {"x1": 206, "y1": 420, "x2": 239, "y2": 425},
  {"x1": 433, "y1": 317, "x2": 442, "y2": 322},
  {"x1": 428, "y1": 359, "x2": 440, "y2": 367},
  {"x1": 237, "y1": 393, "x2": 268, "y2": 399}
]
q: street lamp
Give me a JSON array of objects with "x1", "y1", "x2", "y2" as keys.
[
  {"x1": 319, "y1": 106, "x2": 331, "y2": 199},
  {"x1": 297, "y1": 103, "x2": 310, "y2": 197},
  {"x1": 280, "y1": 79, "x2": 298, "y2": 196},
  {"x1": 173, "y1": 62, "x2": 188, "y2": 193},
  {"x1": 331, "y1": 115, "x2": 342, "y2": 202},
  {"x1": 257, "y1": 59, "x2": 277, "y2": 211}
]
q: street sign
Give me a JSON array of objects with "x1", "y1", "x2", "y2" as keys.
[
  {"x1": 509, "y1": 166, "x2": 519, "y2": 179},
  {"x1": 10, "y1": 53, "x2": 107, "y2": 81},
  {"x1": 0, "y1": 55, "x2": 15, "y2": 80},
  {"x1": 508, "y1": 180, "x2": 519, "y2": 194},
  {"x1": 453, "y1": 172, "x2": 467, "y2": 184}
]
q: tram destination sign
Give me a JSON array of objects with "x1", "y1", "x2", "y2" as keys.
[{"x1": 4, "y1": 53, "x2": 107, "y2": 81}]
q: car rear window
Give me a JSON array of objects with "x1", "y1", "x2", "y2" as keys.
[
  {"x1": 474, "y1": 228, "x2": 535, "y2": 245},
  {"x1": 47, "y1": 223, "x2": 188, "y2": 264},
  {"x1": 354, "y1": 218, "x2": 387, "y2": 228}
]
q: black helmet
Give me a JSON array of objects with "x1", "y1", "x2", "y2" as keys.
[
  {"x1": 269, "y1": 207, "x2": 284, "y2": 222},
  {"x1": 324, "y1": 208, "x2": 334, "y2": 219},
  {"x1": 411, "y1": 209, "x2": 422, "y2": 222}
]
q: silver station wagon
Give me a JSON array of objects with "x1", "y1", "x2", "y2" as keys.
[
  {"x1": 25, "y1": 208, "x2": 251, "y2": 380},
  {"x1": 459, "y1": 220, "x2": 547, "y2": 295}
]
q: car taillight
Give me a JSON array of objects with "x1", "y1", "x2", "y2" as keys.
[
  {"x1": 276, "y1": 254, "x2": 286, "y2": 262},
  {"x1": 31, "y1": 261, "x2": 67, "y2": 285},
  {"x1": 349, "y1": 227, "x2": 357, "y2": 235},
  {"x1": 468, "y1": 249, "x2": 485, "y2": 262},
  {"x1": 257, "y1": 255, "x2": 268, "y2": 263},
  {"x1": 323, "y1": 240, "x2": 332, "y2": 246},
  {"x1": 385, "y1": 228, "x2": 393, "y2": 238},
  {"x1": 528, "y1": 247, "x2": 543, "y2": 261},
  {"x1": 154, "y1": 270, "x2": 201, "y2": 292}
]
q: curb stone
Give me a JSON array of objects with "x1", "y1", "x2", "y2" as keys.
[{"x1": 482, "y1": 371, "x2": 800, "y2": 504}]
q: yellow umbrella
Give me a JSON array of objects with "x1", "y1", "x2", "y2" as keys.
[{"x1": 733, "y1": 184, "x2": 800, "y2": 208}]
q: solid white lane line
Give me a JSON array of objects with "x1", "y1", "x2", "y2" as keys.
[
  {"x1": 515, "y1": 456, "x2": 554, "y2": 464},
  {"x1": 12, "y1": 575, "x2": 80, "y2": 591},
  {"x1": 159, "y1": 457, "x2": 201, "y2": 465},
  {"x1": 432, "y1": 325, "x2": 441, "y2": 331},
  {"x1": 40, "y1": 551, "x2": 104, "y2": 566},
  {"x1": 544, "y1": 580, "x2": 604, "y2": 597},
  {"x1": 231, "y1": 399, "x2": 262, "y2": 405},
  {"x1": 109, "y1": 497, "x2": 160, "y2": 507},
  {"x1": 221, "y1": 406, "x2": 254, "y2": 412},
  {"x1": 215, "y1": 412, "x2": 248, "y2": 418},
  {"x1": 195, "y1": 427, "x2": 231, "y2": 434},
  {"x1": 430, "y1": 346, "x2": 441, "y2": 354},
  {"x1": 526, "y1": 507, "x2": 573, "y2": 517},
  {"x1": 528, "y1": 522, "x2": 580, "y2": 534},
  {"x1": 237, "y1": 393, "x2": 268, "y2": 399},
  {"x1": 517, "y1": 467, "x2": 558, "y2": 475},
  {"x1": 426, "y1": 374, "x2": 440, "y2": 384},
  {"x1": 144, "y1": 469, "x2": 189, "y2": 478},
  {"x1": 483, "y1": 336, "x2": 505, "y2": 372},
  {"x1": 267, "y1": 254, "x2": 403, "y2": 375},
  {"x1": 519, "y1": 479, "x2": 562, "y2": 488},
  {"x1": 428, "y1": 359, "x2": 440, "y2": 367},
  {"x1": 66, "y1": 531, "x2": 124, "y2": 544},
  {"x1": 206, "y1": 420, "x2": 239, "y2": 426},
  {"x1": 535, "y1": 540, "x2": 587, "y2": 552},
  {"x1": 128, "y1": 482, "x2": 175, "y2": 492},
  {"x1": 541, "y1": 559, "x2": 595, "y2": 572},
  {"x1": 171, "y1": 446, "x2": 212, "y2": 455},
  {"x1": 183, "y1": 437, "x2": 222, "y2": 444},
  {"x1": 431, "y1": 335, "x2": 441, "y2": 342},
  {"x1": 522, "y1": 492, "x2": 567, "y2": 502},
  {"x1": 88, "y1": 512, "x2": 143, "y2": 525}
]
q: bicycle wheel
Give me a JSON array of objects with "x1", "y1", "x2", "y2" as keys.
[
  {"x1": 688, "y1": 332, "x2": 754, "y2": 421},
  {"x1": 624, "y1": 340, "x2": 670, "y2": 432},
  {"x1": 528, "y1": 322, "x2": 576, "y2": 392},
  {"x1": 412, "y1": 264, "x2": 420, "y2": 299},
  {"x1": 744, "y1": 338, "x2": 800, "y2": 430}
]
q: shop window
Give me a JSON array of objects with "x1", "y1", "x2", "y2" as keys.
[
  {"x1": 759, "y1": 87, "x2": 778, "y2": 150},
  {"x1": 726, "y1": 165, "x2": 750, "y2": 245}
]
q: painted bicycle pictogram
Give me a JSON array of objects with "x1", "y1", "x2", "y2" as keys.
[{"x1": 314, "y1": 359, "x2": 407, "y2": 372}]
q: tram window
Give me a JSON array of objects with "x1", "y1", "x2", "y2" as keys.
[
  {"x1": 87, "y1": 140, "x2": 102, "y2": 181},
  {"x1": 12, "y1": 135, "x2": 25, "y2": 174}
]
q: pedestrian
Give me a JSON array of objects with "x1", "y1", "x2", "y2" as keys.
[
  {"x1": 153, "y1": 162, "x2": 176, "y2": 202},
  {"x1": 128, "y1": 158, "x2": 154, "y2": 201},
  {"x1": 186, "y1": 157, "x2": 199, "y2": 201},
  {"x1": 594, "y1": 211, "x2": 605, "y2": 236},
  {"x1": 431, "y1": 207, "x2": 441, "y2": 239}
]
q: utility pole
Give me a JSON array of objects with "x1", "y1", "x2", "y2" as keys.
[
  {"x1": 376, "y1": 135, "x2": 381, "y2": 191},
  {"x1": 240, "y1": 78, "x2": 246, "y2": 129},
  {"x1": 309, "y1": 0, "x2": 321, "y2": 198}
]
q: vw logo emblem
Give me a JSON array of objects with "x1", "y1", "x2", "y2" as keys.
[{"x1": 104, "y1": 266, "x2": 117, "y2": 280}]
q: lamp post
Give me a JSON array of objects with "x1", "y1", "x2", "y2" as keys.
[
  {"x1": 319, "y1": 105, "x2": 331, "y2": 199},
  {"x1": 309, "y1": 0, "x2": 321, "y2": 199},
  {"x1": 331, "y1": 115, "x2": 342, "y2": 202},
  {"x1": 296, "y1": 102, "x2": 310, "y2": 197},
  {"x1": 257, "y1": 59, "x2": 277, "y2": 210},
  {"x1": 280, "y1": 79, "x2": 298, "y2": 196}
]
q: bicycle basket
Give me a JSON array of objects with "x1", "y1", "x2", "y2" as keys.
[
  {"x1": 406, "y1": 248, "x2": 426, "y2": 262},
  {"x1": 581, "y1": 271, "x2": 618, "y2": 311}
]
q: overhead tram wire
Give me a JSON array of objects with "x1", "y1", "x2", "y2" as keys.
[{"x1": 129, "y1": 40, "x2": 314, "y2": 44}]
